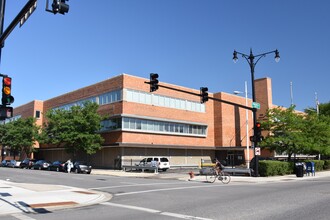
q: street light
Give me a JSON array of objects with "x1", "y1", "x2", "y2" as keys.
[
  {"x1": 233, "y1": 81, "x2": 250, "y2": 169},
  {"x1": 232, "y1": 48, "x2": 280, "y2": 177}
]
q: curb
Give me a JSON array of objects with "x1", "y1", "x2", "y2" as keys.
[{"x1": 0, "y1": 180, "x2": 112, "y2": 216}]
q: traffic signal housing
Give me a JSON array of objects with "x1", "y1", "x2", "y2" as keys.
[
  {"x1": 255, "y1": 122, "x2": 263, "y2": 142},
  {"x1": 200, "y1": 87, "x2": 208, "y2": 103},
  {"x1": 51, "y1": 0, "x2": 69, "y2": 14},
  {"x1": 0, "y1": 106, "x2": 13, "y2": 120},
  {"x1": 150, "y1": 73, "x2": 159, "y2": 92},
  {"x1": 2, "y1": 77, "x2": 14, "y2": 106}
]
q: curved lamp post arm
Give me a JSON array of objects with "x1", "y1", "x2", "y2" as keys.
[{"x1": 233, "y1": 49, "x2": 280, "y2": 67}]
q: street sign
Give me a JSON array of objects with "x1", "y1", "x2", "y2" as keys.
[
  {"x1": 20, "y1": 0, "x2": 37, "y2": 27},
  {"x1": 255, "y1": 147, "x2": 261, "y2": 156},
  {"x1": 252, "y1": 102, "x2": 260, "y2": 109}
]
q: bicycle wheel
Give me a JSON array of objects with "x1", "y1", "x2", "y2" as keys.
[
  {"x1": 219, "y1": 172, "x2": 231, "y2": 184},
  {"x1": 205, "y1": 170, "x2": 217, "y2": 183}
]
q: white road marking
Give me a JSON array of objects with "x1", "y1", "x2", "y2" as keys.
[
  {"x1": 115, "y1": 184, "x2": 221, "y2": 196},
  {"x1": 11, "y1": 213, "x2": 36, "y2": 220},
  {"x1": 102, "y1": 202, "x2": 213, "y2": 220}
]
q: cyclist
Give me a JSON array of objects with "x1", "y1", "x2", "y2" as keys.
[{"x1": 214, "y1": 158, "x2": 223, "y2": 175}]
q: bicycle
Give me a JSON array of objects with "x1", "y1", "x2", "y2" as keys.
[{"x1": 205, "y1": 168, "x2": 231, "y2": 184}]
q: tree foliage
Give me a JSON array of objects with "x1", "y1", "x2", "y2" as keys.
[
  {"x1": 0, "y1": 117, "x2": 40, "y2": 158},
  {"x1": 318, "y1": 102, "x2": 330, "y2": 117},
  {"x1": 260, "y1": 106, "x2": 305, "y2": 161},
  {"x1": 302, "y1": 112, "x2": 330, "y2": 156},
  {"x1": 261, "y1": 104, "x2": 330, "y2": 160},
  {"x1": 41, "y1": 101, "x2": 104, "y2": 156}
]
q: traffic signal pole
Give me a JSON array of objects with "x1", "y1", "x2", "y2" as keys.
[
  {"x1": 0, "y1": 0, "x2": 38, "y2": 47},
  {"x1": 0, "y1": 0, "x2": 6, "y2": 63}
]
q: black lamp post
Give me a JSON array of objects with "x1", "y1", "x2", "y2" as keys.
[{"x1": 232, "y1": 48, "x2": 280, "y2": 177}]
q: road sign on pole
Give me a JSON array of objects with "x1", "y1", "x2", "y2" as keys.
[
  {"x1": 255, "y1": 147, "x2": 261, "y2": 156},
  {"x1": 252, "y1": 102, "x2": 260, "y2": 109}
]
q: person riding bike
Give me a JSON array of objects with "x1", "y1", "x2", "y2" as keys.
[{"x1": 214, "y1": 158, "x2": 224, "y2": 175}]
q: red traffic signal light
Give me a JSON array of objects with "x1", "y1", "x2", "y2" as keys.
[
  {"x1": 3, "y1": 77, "x2": 11, "y2": 94},
  {"x1": 2, "y1": 77, "x2": 14, "y2": 106},
  {"x1": 255, "y1": 122, "x2": 262, "y2": 142}
]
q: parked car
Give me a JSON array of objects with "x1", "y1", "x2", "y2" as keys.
[
  {"x1": 71, "y1": 161, "x2": 92, "y2": 174},
  {"x1": 1, "y1": 160, "x2": 20, "y2": 168},
  {"x1": 48, "y1": 161, "x2": 65, "y2": 172},
  {"x1": 138, "y1": 157, "x2": 170, "y2": 171},
  {"x1": 10, "y1": 160, "x2": 21, "y2": 168},
  {"x1": 1, "y1": 159, "x2": 11, "y2": 167},
  {"x1": 20, "y1": 158, "x2": 37, "y2": 169},
  {"x1": 32, "y1": 160, "x2": 51, "y2": 170}
]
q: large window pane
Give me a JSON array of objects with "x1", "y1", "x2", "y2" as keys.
[
  {"x1": 123, "y1": 118, "x2": 129, "y2": 129},
  {"x1": 136, "y1": 119, "x2": 142, "y2": 130}
]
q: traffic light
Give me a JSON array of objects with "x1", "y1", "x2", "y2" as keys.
[
  {"x1": 150, "y1": 73, "x2": 159, "y2": 92},
  {"x1": 255, "y1": 122, "x2": 263, "y2": 142},
  {"x1": 0, "y1": 106, "x2": 13, "y2": 120},
  {"x1": 200, "y1": 87, "x2": 208, "y2": 103},
  {"x1": 2, "y1": 77, "x2": 14, "y2": 106},
  {"x1": 51, "y1": 0, "x2": 69, "y2": 14}
]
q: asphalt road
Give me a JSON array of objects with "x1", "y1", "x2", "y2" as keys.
[{"x1": 1, "y1": 167, "x2": 330, "y2": 220}]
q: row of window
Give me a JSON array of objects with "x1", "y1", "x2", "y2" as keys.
[
  {"x1": 55, "y1": 89, "x2": 205, "y2": 114},
  {"x1": 56, "y1": 90, "x2": 122, "y2": 111},
  {"x1": 125, "y1": 89, "x2": 205, "y2": 112},
  {"x1": 100, "y1": 117, "x2": 207, "y2": 136}
]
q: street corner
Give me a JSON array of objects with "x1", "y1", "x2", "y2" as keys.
[
  {"x1": 21, "y1": 185, "x2": 113, "y2": 212},
  {"x1": 0, "y1": 180, "x2": 112, "y2": 216}
]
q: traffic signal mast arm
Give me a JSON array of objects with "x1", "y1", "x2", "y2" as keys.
[
  {"x1": 144, "y1": 81, "x2": 255, "y2": 111},
  {"x1": 0, "y1": 0, "x2": 37, "y2": 48}
]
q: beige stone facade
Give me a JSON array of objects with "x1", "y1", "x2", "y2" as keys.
[{"x1": 6, "y1": 74, "x2": 275, "y2": 168}]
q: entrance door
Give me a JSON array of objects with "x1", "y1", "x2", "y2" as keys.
[{"x1": 227, "y1": 154, "x2": 235, "y2": 167}]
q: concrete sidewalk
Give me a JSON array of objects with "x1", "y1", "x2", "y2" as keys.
[{"x1": 0, "y1": 180, "x2": 111, "y2": 216}]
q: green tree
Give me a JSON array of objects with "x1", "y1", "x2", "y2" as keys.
[
  {"x1": 302, "y1": 113, "x2": 330, "y2": 156},
  {"x1": 304, "y1": 101, "x2": 330, "y2": 157},
  {"x1": 260, "y1": 106, "x2": 306, "y2": 161},
  {"x1": 0, "y1": 117, "x2": 40, "y2": 159},
  {"x1": 41, "y1": 101, "x2": 104, "y2": 157},
  {"x1": 318, "y1": 102, "x2": 330, "y2": 116},
  {"x1": 305, "y1": 101, "x2": 330, "y2": 117}
]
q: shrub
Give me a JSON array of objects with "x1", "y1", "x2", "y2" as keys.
[
  {"x1": 324, "y1": 160, "x2": 330, "y2": 170},
  {"x1": 259, "y1": 160, "x2": 293, "y2": 177}
]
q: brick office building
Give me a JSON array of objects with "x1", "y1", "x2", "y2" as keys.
[{"x1": 9, "y1": 74, "x2": 275, "y2": 168}]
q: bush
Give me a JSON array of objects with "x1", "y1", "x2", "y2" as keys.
[
  {"x1": 259, "y1": 160, "x2": 293, "y2": 177},
  {"x1": 324, "y1": 160, "x2": 330, "y2": 170}
]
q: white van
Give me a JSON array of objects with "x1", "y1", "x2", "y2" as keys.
[{"x1": 138, "y1": 157, "x2": 170, "y2": 171}]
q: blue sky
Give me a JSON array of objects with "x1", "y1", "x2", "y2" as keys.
[{"x1": 2, "y1": 1, "x2": 329, "y2": 111}]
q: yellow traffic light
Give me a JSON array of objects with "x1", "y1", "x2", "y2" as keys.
[{"x1": 2, "y1": 77, "x2": 14, "y2": 106}]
